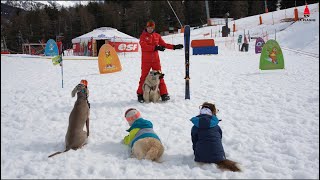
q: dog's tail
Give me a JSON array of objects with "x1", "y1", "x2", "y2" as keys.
[
  {"x1": 48, "y1": 148, "x2": 71, "y2": 158},
  {"x1": 216, "y1": 159, "x2": 242, "y2": 172},
  {"x1": 145, "y1": 146, "x2": 160, "y2": 161}
]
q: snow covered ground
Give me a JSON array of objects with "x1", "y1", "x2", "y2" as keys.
[{"x1": 1, "y1": 3, "x2": 319, "y2": 179}]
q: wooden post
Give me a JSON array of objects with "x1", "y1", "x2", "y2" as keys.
[
  {"x1": 259, "y1": 15, "x2": 263, "y2": 25},
  {"x1": 93, "y1": 40, "x2": 97, "y2": 57},
  {"x1": 180, "y1": 26, "x2": 185, "y2": 33},
  {"x1": 233, "y1": 22, "x2": 236, "y2": 32},
  {"x1": 294, "y1": 8, "x2": 299, "y2": 21}
]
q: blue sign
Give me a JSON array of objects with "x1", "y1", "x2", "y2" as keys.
[{"x1": 44, "y1": 39, "x2": 59, "y2": 56}]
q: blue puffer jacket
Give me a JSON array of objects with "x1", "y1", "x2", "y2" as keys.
[{"x1": 190, "y1": 114, "x2": 226, "y2": 163}]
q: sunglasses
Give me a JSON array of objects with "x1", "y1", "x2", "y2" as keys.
[
  {"x1": 199, "y1": 105, "x2": 219, "y2": 113},
  {"x1": 149, "y1": 72, "x2": 158, "y2": 76},
  {"x1": 150, "y1": 70, "x2": 162, "y2": 75}
]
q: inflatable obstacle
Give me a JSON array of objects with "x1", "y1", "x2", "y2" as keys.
[
  {"x1": 98, "y1": 44, "x2": 122, "y2": 74},
  {"x1": 191, "y1": 39, "x2": 218, "y2": 55}
]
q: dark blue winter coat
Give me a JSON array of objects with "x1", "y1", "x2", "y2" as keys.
[{"x1": 190, "y1": 114, "x2": 226, "y2": 163}]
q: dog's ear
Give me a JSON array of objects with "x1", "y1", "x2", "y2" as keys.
[
  {"x1": 155, "y1": 70, "x2": 165, "y2": 79},
  {"x1": 159, "y1": 73, "x2": 165, "y2": 79},
  {"x1": 71, "y1": 84, "x2": 83, "y2": 97},
  {"x1": 71, "y1": 86, "x2": 78, "y2": 97}
]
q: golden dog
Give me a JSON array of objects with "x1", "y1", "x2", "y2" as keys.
[
  {"x1": 132, "y1": 137, "x2": 164, "y2": 161},
  {"x1": 123, "y1": 108, "x2": 164, "y2": 162},
  {"x1": 142, "y1": 70, "x2": 164, "y2": 103}
]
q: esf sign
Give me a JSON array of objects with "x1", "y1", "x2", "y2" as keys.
[{"x1": 110, "y1": 42, "x2": 139, "y2": 52}]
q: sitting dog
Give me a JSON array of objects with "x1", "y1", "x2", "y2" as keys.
[
  {"x1": 190, "y1": 102, "x2": 241, "y2": 172},
  {"x1": 123, "y1": 108, "x2": 164, "y2": 162},
  {"x1": 143, "y1": 70, "x2": 164, "y2": 103},
  {"x1": 48, "y1": 80, "x2": 90, "y2": 158}
]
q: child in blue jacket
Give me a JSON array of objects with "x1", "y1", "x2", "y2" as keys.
[{"x1": 190, "y1": 102, "x2": 241, "y2": 172}]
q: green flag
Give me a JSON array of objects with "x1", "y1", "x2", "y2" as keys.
[{"x1": 52, "y1": 55, "x2": 62, "y2": 65}]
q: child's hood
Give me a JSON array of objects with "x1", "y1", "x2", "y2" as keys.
[
  {"x1": 127, "y1": 118, "x2": 153, "y2": 132},
  {"x1": 190, "y1": 114, "x2": 219, "y2": 128}
]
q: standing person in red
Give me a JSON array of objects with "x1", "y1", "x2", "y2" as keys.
[
  {"x1": 137, "y1": 20, "x2": 183, "y2": 103},
  {"x1": 56, "y1": 39, "x2": 64, "y2": 56},
  {"x1": 56, "y1": 40, "x2": 62, "y2": 55}
]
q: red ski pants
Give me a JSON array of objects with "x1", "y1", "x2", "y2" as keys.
[{"x1": 136, "y1": 61, "x2": 168, "y2": 95}]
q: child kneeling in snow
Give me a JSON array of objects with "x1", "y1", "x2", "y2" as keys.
[
  {"x1": 190, "y1": 102, "x2": 241, "y2": 172},
  {"x1": 123, "y1": 108, "x2": 164, "y2": 161}
]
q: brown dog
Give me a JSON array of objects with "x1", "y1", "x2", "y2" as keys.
[
  {"x1": 48, "y1": 83, "x2": 90, "y2": 158},
  {"x1": 143, "y1": 70, "x2": 164, "y2": 103}
]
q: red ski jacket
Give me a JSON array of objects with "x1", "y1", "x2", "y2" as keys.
[{"x1": 139, "y1": 30, "x2": 174, "y2": 63}]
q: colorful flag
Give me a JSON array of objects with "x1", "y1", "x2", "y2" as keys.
[{"x1": 52, "y1": 55, "x2": 62, "y2": 65}]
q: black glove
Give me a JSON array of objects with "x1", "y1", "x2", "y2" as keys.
[
  {"x1": 155, "y1": 45, "x2": 165, "y2": 51},
  {"x1": 173, "y1": 44, "x2": 184, "y2": 50}
]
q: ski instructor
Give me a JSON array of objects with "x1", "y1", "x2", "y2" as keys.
[{"x1": 136, "y1": 20, "x2": 184, "y2": 103}]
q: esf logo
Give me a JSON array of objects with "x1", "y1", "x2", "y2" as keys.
[
  {"x1": 303, "y1": 5, "x2": 310, "y2": 18},
  {"x1": 117, "y1": 44, "x2": 138, "y2": 51}
]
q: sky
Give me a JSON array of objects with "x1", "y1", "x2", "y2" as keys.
[
  {"x1": 1, "y1": 3, "x2": 319, "y2": 179},
  {"x1": 1, "y1": 1, "x2": 99, "y2": 8},
  {"x1": 40, "y1": 1, "x2": 92, "y2": 7}
]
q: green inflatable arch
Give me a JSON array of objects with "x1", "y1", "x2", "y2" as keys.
[{"x1": 259, "y1": 39, "x2": 285, "y2": 70}]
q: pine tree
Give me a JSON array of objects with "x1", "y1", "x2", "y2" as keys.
[
  {"x1": 231, "y1": 1, "x2": 249, "y2": 19},
  {"x1": 248, "y1": 1, "x2": 264, "y2": 16}
]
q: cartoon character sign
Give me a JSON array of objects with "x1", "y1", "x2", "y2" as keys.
[
  {"x1": 259, "y1": 39, "x2": 285, "y2": 70},
  {"x1": 97, "y1": 44, "x2": 122, "y2": 74},
  {"x1": 44, "y1": 39, "x2": 59, "y2": 56},
  {"x1": 255, "y1": 37, "x2": 265, "y2": 54},
  {"x1": 105, "y1": 49, "x2": 114, "y2": 69},
  {"x1": 267, "y1": 47, "x2": 279, "y2": 64}
]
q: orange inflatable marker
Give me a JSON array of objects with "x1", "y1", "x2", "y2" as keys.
[{"x1": 98, "y1": 44, "x2": 122, "y2": 74}]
